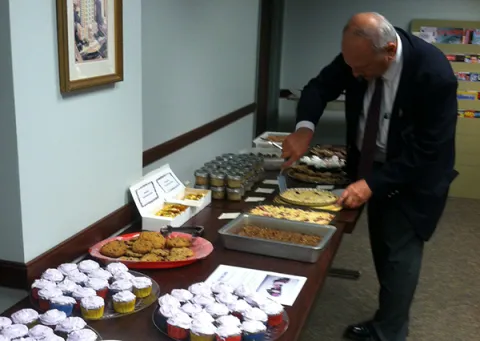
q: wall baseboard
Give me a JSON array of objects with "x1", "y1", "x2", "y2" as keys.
[
  {"x1": 143, "y1": 103, "x2": 256, "y2": 167},
  {"x1": 0, "y1": 103, "x2": 256, "y2": 290}
]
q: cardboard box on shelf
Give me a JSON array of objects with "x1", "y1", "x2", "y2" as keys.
[{"x1": 129, "y1": 164, "x2": 211, "y2": 231}]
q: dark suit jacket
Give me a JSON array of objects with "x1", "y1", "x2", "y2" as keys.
[{"x1": 296, "y1": 28, "x2": 459, "y2": 240}]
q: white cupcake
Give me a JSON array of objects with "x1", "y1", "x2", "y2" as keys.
[
  {"x1": 88, "y1": 268, "x2": 112, "y2": 281},
  {"x1": 210, "y1": 282, "x2": 234, "y2": 295},
  {"x1": 109, "y1": 279, "x2": 133, "y2": 294},
  {"x1": 227, "y1": 299, "x2": 252, "y2": 315},
  {"x1": 234, "y1": 284, "x2": 253, "y2": 298},
  {"x1": 205, "y1": 303, "x2": 229, "y2": 318},
  {"x1": 245, "y1": 292, "x2": 271, "y2": 307},
  {"x1": 41, "y1": 335, "x2": 64, "y2": 341},
  {"x1": 0, "y1": 336, "x2": 8, "y2": 341},
  {"x1": 66, "y1": 328, "x2": 98, "y2": 341},
  {"x1": 157, "y1": 293, "x2": 181, "y2": 308},
  {"x1": 216, "y1": 292, "x2": 238, "y2": 305},
  {"x1": 180, "y1": 302, "x2": 203, "y2": 317},
  {"x1": 215, "y1": 324, "x2": 242, "y2": 340},
  {"x1": 188, "y1": 282, "x2": 212, "y2": 296},
  {"x1": 31, "y1": 279, "x2": 57, "y2": 292},
  {"x1": 190, "y1": 320, "x2": 217, "y2": 340},
  {"x1": 39, "y1": 309, "x2": 67, "y2": 326},
  {"x1": 0, "y1": 316, "x2": 12, "y2": 331},
  {"x1": 77, "y1": 260, "x2": 100, "y2": 274},
  {"x1": 191, "y1": 311, "x2": 214, "y2": 324},
  {"x1": 216, "y1": 314, "x2": 241, "y2": 327},
  {"x1": 28, "y1": 324, "x2": 54, "y2": 339},
  {"x1": 72, "y1": 287, "x2": 96, "y2": 302},
  {"x1": 113, "y1": 271, "x2": 135, "y2": 281},
  {"x1": 56, "y1": 279, "x2": 79, "y2": 296},
  {"x1": 57, "y1": 263, "x2": 78, "y2": 276},
  {"x1": 54, "y1": 317, "x2": 87, "y2": 334},
  {"x1": 85, "y1": 278, "x2": 109, "y2": 292},
  {"x1": 10, "y1": 309, "x2": 39, "y2": 326},
  {"x1": 159, "y1": 304, "x2": 181, "y2": 320},
  {"x1": 106, "y1": 262, "x2": 128, "y2": 275},
  {"x1": 2, "y1": 324, "x2": 29, "y2": 339},
  {"x1": 243, "y1": 307, "x2": 268, "y2": 324},
  {"x1": 67, "y1": 270, "x2": 89, "y2": 285},
  {"x1": 192, "y1": 294, "x2": 215, "y2": 307},
  {"x1": 41, "y1": 269, "x2": 64, "y2": 283},
  {"x1": 170, "y1": 289, "x2": 193, "y2": 303}
]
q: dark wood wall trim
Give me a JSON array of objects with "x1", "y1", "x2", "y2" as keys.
[
  {"x1": 255, "y1": 0, "x2": 274, "y2": 136},
  {"x1": 143, "y1": 103, "x2": 256, "y2": 167},
  {"x1": 0, "y1": 203, "x2": 139, "y2": 290}
]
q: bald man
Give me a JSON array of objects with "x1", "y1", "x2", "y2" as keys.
[{"x1": 282, "y1": 13, "x2": 458, "y2": 341}]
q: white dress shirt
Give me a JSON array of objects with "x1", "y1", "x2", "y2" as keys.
[{"x1": 296, "y1": 33, "x2": 404, "y2": 161}]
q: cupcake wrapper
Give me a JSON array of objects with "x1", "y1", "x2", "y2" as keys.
[
  {"x1": 231, "y1": 311, "x2": 243, "y2": 320},
  {"x1": 80, "y1": 306, "x2": 105, "y2": 320},
  {"x1": 215, "y1": 335, "x2": 242, "y2": 341},
  {"x1": 113, "y1": 299, "x2": 136, "y2": 314},
  {"x1": 167, "y1": 324, "x2": 189, "y2": 340},
  {"x1": 133, "y1": 286, "x2": 152, "y2": 298},
  {"x1": 242, "y1": 332, "x2": 266, "y2": 341},
  {"x1": 32, "y1": 288, "x2": 40, "y2": 300},
  {"x1": 38, "y1": 298, "x2": 51, "y2": 311},
  {"x1": 95, "y1": 288, "x2": 109, "y2": 299},
  {"x1": 157, "y1": 314, "x2": 168, "y2": 331},
  {"x1": 267, "y1": 313, "x2": 283, "y2": 327},
  {"x1": 49, "y1": 302, "x2": 74, "y2": 317},
  {"x1": 190, "y1": 331, "x2": 215, "y2": 341}
]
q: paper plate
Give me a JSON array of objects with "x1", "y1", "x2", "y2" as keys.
[{"x1": 89, "y1": 232, "x2": 213, "y2": 269}]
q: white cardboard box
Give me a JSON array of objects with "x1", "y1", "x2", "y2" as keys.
[
  {"x1": 253, "y1": 131, "x2": 290, "y2": 148},
  {"x1": 129, "y1": 164, "x2": 211, "y2": 231}
]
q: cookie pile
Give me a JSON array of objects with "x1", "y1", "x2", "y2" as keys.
[{"x1": 100, "y1": 231, "x2": 194, "y2": 262}]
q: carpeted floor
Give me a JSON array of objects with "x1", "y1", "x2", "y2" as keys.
[{"x1": 299, "y1": 197, "x2": 480, "y2": 341}]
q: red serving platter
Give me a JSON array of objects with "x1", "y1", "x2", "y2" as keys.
[{"x1": 89, "y1": 232, "x2": 214, "y2": 269}]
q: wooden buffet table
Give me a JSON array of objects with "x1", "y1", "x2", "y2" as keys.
[{"x1": 2, "y1": 176, "x2": 362, "y2": 341}]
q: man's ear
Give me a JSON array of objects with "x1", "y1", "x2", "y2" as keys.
[{"x1": 384, "y1": 42, "x2": 397, "y2": 57}]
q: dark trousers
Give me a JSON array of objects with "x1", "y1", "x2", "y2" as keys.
[{"x1": 368, "y1": 193, "x2": 424, "y2": 341}]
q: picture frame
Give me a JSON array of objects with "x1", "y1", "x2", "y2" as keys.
[{"x1": 56, "y1": 0, "x2": 124, "y2": 93}]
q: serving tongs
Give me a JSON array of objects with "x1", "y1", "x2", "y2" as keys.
[
  {"x1": 159, "y1": 225, "x2": 204, "y2": 241},
  {"x1": 260, "y1": 138, "x2": 288, "y2": 193}
]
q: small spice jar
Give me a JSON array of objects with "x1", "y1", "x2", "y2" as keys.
[
  {"x1": 211, "y1": 186, "x2": 226, "y2": 200},
  {"x1": 227, "y1": 187, "x2": 242, "y2": 201},
  {"x1": 194, "y1": 169, "x2": 209, "y2": 186},
  {"x1": 227, "y1": 173, "x2": 243, "y2": 189},
  {"x1": 210, "y1": 171, "x2": 226, "y2": 187}
]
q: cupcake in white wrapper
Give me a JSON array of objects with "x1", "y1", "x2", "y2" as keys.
[
  {"x1": 57, "y1": 263, "x2": 78, "y2": 276},
  {"x1": 77, "y1": 260, "x2": 100, "y2": 274},
  {"x1": 11, "y1": 309, "x2": 39, "y2": 327},
  {"x1": 106, "y1": 262, "x2": 129, "y2": 275},
  {"x1": 66, "y1": 328, "x2": 98, "y2": 341},
  {"x1": 41, "y1": 269, "x2": 64, "y2": 283},
  {"x1": 39, "y1": 309, "x2": 67, "y2": 327},
  {"x1": 192, "y1": 294, "x2": 216, "y2": 307},
  {"x1": 205, "y1": 303, "x2": 229, "y2": 319},
  {"x1": 210, "y1": 282, "x2": 234, "y2": 295},
  {"x1": 28, "y1": 324, "x2": 54, "y2": 339},
  {"x1": 181, "y1": 302, "x2": 203, "y2": 317},
  {"x1": 215, "y1": 324, "x2": 242, "y2": 341},
  {"x1": 243, "y1": 307, "x2": 268, "y2": 325},
  {"x1": 171, "y1": 289, "x2": 193, "y2": 303},
  {"x1": 188, "y1": 282, "x2": 212, "y2": 296},
  {"x1": 158, "y1": 293, "x2": 181, "y2": 308},
  {"x1": 2, "y1": 324, "x2": 28, "y2": 339}
]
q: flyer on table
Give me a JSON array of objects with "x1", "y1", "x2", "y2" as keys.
[{"x1": 205, "y1": 264, "x2": 307, "y2": 306}]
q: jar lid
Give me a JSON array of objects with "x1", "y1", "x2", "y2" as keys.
[
  {"x1": 227, "y1": 187, "x2": 242, "y2": 193},
  {"x1": 210, "y1": 172, "x2": 226, "y2": 179},
  {"x1": 194, "y1": 184, "x2": 209, "y2": 189},
  {"x1": 194, "y1": 169, "x2": 209, "y2": 177},
  {"x1": 211, "y1": 186, "x2": 225, "y2": 192},
  {"x1": 227, "y1": 173, "x2": 242, "y2": 181}
]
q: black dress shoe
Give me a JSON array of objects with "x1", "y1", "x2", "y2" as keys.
[{"x1": 344, "y1": 322, "x2": 380, "y2": 340}]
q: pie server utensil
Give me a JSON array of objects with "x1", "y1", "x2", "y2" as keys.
[
  {"x1": 260, "y1": 138, "x2": 288, "y2": 193},
  {"x1": 159, "y1": 225, "x2": 204, "y2": 241}
]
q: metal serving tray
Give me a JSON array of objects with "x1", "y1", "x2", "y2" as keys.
[{"x1": 218, "y1": 214, "x2": 337, "y2": 263}]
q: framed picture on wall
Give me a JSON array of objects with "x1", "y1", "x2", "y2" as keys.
[{"x1": 56, "y1": 0, "x2": 123, "y2": 93}]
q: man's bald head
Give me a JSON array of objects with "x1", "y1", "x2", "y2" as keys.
[{"x1": 341, "y1": 13, "x2": 398, "y2": 80}]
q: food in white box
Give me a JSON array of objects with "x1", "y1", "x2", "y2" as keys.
[{"x1": 155, "y1": 204, "x2": 188, "y2": 218}]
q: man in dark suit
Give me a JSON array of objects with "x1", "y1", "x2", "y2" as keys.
[{"x1": 282, "y1": 13, "x2": 458, "y2": 341}]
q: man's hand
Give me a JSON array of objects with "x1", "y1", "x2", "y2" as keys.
[
  {"x1": 336, "y1": 180, "x2": 372, "y2": 208},
  {"x1": 282, "y1": 128, "x2": 314, "y2": 168}
]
